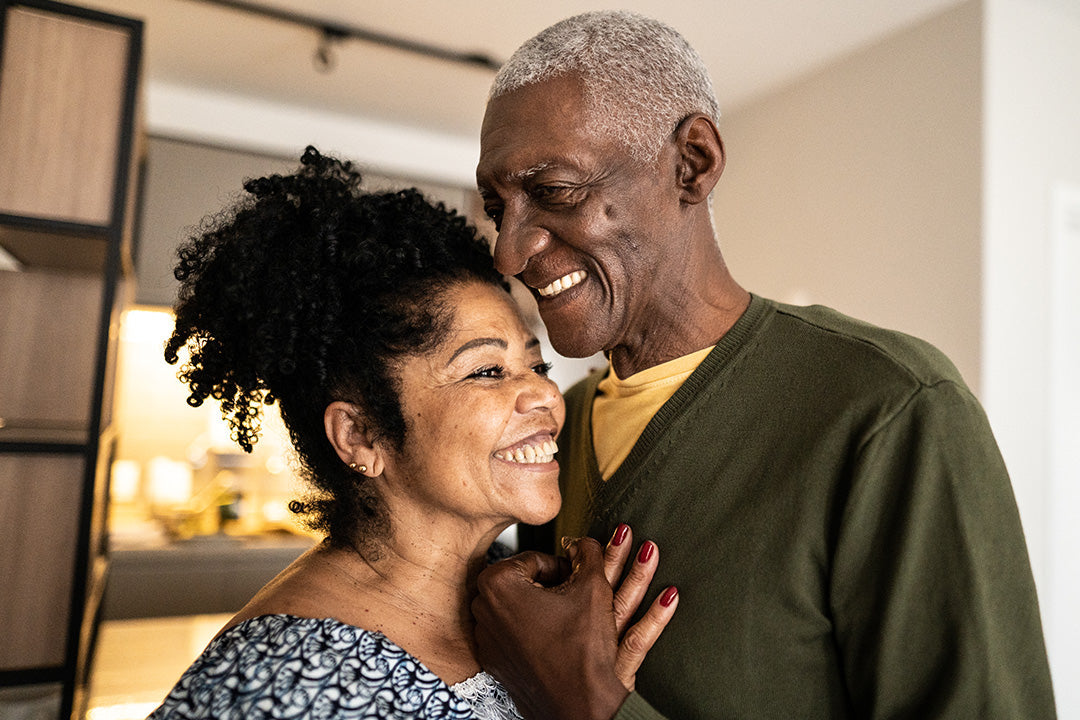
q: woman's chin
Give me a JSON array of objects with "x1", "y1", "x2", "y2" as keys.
[{"x1": 512, "y1": 493, "x2": 562, "y2": 528}]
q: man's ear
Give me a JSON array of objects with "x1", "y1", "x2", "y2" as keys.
[
  {"x1": 324, "y1": 401, "x2": 387, "y2": 477},
  {"x1": 673, "y1": 113, "x2": 725, "y2": 205}
]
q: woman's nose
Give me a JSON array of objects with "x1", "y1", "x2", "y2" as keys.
[
  {"x1": 493, "y1": 207, "x2": 550, "y2": 277},
  {"x1": 515, "y1": 371, "x2": 561, "y2": 414}
]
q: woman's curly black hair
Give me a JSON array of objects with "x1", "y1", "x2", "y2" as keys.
[{"x1": 164, "y1": 146, "x2": 508, "y2": 547}]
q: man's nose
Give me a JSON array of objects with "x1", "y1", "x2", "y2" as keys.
[{"x1": 493, "y1": 207, "x2": 550, "y2": 276}]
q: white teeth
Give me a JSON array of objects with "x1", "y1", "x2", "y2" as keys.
[
  {"x1": 538, "y1": 270, "x2": 586, "y2": 298},
  {"x1": 495, "y1": 439, "x2": 559, "y2": 464}
]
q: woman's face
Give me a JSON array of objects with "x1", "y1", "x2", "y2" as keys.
[{"x1": 377, "y1": 281, "x2": 564, "y2": 539}]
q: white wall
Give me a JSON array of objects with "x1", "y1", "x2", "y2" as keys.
[
  {"x1": 983, "y1": 0, "x2": 1080, "y2": 714},
  {"x1": 714, "y1": 1, "x2": 983, "y2": 391},
  {"x1": 146, "y1": 81, "x2": 479, "y2": 188}
]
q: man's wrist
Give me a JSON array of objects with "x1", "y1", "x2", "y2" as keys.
[{"x1": 581, "y1": 672, "x2": 631, "y2": 720}]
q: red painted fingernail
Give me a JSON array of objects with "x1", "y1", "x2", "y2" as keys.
[
  {"x1": 611, "y1": 523, "x2": 630, "y2": 547},
  {"x1": 636, "y1": 541, "x2": 655, "y2": 564},
  {"x1": 660, "y1": 586, "x2": 679, "y2": 607}
]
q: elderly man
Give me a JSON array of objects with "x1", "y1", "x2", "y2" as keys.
[{"x1": 472, "y1": 10, "x2": 1056, "y2": 720}]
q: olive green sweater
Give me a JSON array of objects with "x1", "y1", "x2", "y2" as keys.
[{"x1": 553, "y1": 294, "x2": 1055, "y2": 719}]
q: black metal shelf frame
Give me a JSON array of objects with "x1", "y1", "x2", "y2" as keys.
[{"x1": 0, "y1": 2, "x2": 143, "y2": 719}]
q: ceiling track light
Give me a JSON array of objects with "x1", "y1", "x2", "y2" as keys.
[
  {"x1": 313, "y1": 26, "x2": 345, "y2": 73},
  {"x1": 186, "y1": 0, "x2": 502, "y2": 72}
]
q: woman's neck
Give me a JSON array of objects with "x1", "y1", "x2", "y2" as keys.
[
  {"x1": 321, "y1": 527, "x2": 501, "y2": 684},
  {"x1": 349, "y1": 533, "x2": 490, "y2": 629},
  {"x1": 228, "y1": 519, "x2": 505, "y2": 684}
]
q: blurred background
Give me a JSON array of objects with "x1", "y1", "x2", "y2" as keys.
[{"x1": 0, "y1": 0, "x2": 1076, "y2": 718}]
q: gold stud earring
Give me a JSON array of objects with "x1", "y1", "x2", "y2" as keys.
[{"x1": 349, "y1": 462, "x2": 367, "y2": 473}]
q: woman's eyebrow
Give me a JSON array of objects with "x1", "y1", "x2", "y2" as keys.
[{"x1": 447, "y1": 337, "x2": 508, "y2": 365}]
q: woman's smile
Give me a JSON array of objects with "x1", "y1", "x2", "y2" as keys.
[{"x1": 494, "y1": 434, "x2": 559, "y2": 464}]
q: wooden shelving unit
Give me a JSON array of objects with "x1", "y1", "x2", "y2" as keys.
[{"x1": 0, "y1": 1, "x2": 142, "y2": 717}]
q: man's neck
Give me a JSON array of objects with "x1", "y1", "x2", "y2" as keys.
[{"x1": 609, "y1": 272, "x2": 750, "y2": 379}]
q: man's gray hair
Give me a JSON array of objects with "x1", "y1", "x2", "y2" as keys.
[{"x1": 489, "y1": 10, "x2": 721, "y2": 163}]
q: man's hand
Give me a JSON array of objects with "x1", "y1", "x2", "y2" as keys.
[{"x1": 472, "y1": 525, "x2": 677, "y2": 720}]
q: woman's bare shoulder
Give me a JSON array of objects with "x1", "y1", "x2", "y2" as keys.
[{"x1": 217, "y1": 543, "x2": 378, "y2": 636}]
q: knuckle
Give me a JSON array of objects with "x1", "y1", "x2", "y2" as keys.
[
  {"x1": 576, "y1": 536, "x2": 603, "y2": 556},
  {"x1": 475, "y1": 558, "x2": 519, "y2": 593},
  {"x1": 625, "y1": 563, "x2": 652, "y2": 585},
  {"x1": 579, "y1": 536, "x2": 603, "y2": 550},
  {"x1": 474, "y1": 566, "x2": 501, "y2": 594},
  {"x1": 620, "y1": 626, "x2": 651, "y2": 656}
]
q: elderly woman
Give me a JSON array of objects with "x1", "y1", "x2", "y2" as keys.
[{"x1": 149, "y1": 148, "x2": 675, "y2": 720}]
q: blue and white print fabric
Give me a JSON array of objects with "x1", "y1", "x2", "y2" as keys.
[{"x1": 148, "y1": 615, "x2": 520, "y2": 720}]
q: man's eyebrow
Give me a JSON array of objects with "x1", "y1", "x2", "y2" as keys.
[
  {"x1": 478, "y1": 162, "x2": 554, "y2": 195},
  {"x1": 447, "y1": 337, "x2": 508, "y2": 365},
  {"x1": 510, "y1": 162, "x2": 551, "y2": 181}
]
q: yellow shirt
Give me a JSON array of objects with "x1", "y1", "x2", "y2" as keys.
[{"x1": 592, "y1": 346, "x2": 715, "y2": 479}]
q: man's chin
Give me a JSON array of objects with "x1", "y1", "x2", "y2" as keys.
[
  {"x1": 544, "y1": 326, "x2": 608, "y2": 360},
  {"x1": 535, "y1": 290, "x2": 615, "y2": 358}
]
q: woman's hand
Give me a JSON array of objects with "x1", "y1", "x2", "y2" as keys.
[{"x1": 566, "y1": 524, "x2": 679, "y2": 692}]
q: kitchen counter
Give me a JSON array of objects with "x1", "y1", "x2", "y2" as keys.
[{"x1": 102, "y1": 532, "x2": 316, "y2": 620}]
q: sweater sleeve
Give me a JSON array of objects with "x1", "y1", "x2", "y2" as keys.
[
  {"x1": 830, "y1": 380, "x2": 1056, "y2": 718},
  {"x1": 612, "y1": 691, "x2": 670, "y2": 720}
]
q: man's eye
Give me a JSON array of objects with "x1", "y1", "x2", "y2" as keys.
[
  {"x1": 532, "y1": 185, "x2": 571, "y2": 202},
  {"x1": 469, "y1": 365, "x2": 505, "y2": 379},
  {"x1": 484, "y1": 205, "x2": 503, "y2": 228},
  {"x1": 533, "y1": 361, "x2": 553, "y2": 377}
]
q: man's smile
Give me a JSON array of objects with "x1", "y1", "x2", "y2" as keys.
[{"x1": 536, "y1": 270, "x2": 588, "y2": 298}]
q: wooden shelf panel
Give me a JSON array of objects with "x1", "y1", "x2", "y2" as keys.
[
  {"x1": 0, "y1": 5, "x2": 132, "y2": 226},
  {"x1": 0, "y1": 454, "x2": 84, "y2": 670},
  {"x1": 0, "y1": 269, "x2": 103, "y2": 438}
]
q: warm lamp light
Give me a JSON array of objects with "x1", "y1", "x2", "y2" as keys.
[
  {"x1": 110, "y1": 459, "x2": 140, "y2": 504},
  {"x1": 120, "y1": 307, "x2": 174, "y2": 344},
  {"x1": 146, "y1": 456, "x2": 193, "y2": 507}
]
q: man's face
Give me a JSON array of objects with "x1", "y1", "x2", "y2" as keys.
[{"x1": 476, "y1": 74, "x2": 682, "y2": 360}]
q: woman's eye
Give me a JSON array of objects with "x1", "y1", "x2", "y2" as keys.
[
  {"x1": 469, "y1": 365, "x2": 505, "y2": 379},
  {"x1": 533, "y1": 361, "x2": 553, "y2": 377}
]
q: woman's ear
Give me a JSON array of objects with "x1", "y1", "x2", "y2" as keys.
[
  {"x1": 324, "y1": 401, "x2": 386, "y2": 476},
  {"x1": 673, "y1": 114, "x2": 725, "y2": 205}
]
